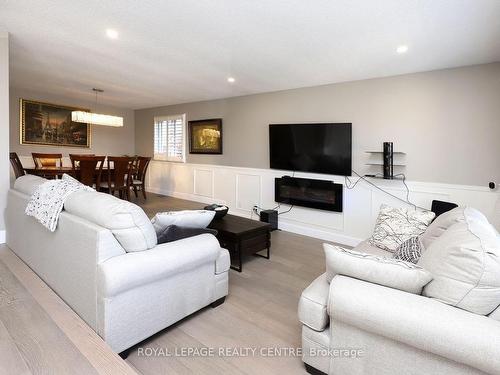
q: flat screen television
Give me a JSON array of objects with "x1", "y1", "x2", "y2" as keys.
[{"x1": 269, "y1": 123, "x2": 352, "y2": 176}]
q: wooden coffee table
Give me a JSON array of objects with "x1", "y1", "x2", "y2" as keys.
[{"x1": 208, "y1": 214, "x2": 271, "y2": 272}]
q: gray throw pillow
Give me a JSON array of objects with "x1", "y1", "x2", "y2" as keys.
[
  {"x1": 157, "y1": 225, "x2": 218, "y2": 244},
  {"x1": 393, "y1": 236, "x2": 424, "y2": 264}
]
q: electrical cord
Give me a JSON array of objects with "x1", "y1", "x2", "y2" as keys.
[
  {"x1": 278, "y1": 205, "x2": 294, "y2": 215},
  {"x1": 347, "y1": 170, "x2": 428, "y2": 211}
]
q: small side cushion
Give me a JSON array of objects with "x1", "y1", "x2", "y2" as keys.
[
  {"x1": 157, "y1": 225, "x2": 217, "y2": 244},
  {"x1": 298, "y1": 273, "x2": 330, "y2": 332},
  {"x1": 324, "y1": 243, "x2": 432, "y2": 295}
]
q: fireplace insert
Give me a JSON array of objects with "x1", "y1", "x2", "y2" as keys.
[{"x1": 275, "y1": 176, "x2": 343, "y2": 212}]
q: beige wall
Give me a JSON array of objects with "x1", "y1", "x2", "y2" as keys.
[
  {"x1": 135, "y1": 63, "x2": 500, "y2": 187},
  {"x1": 0, "y1": 33, "x2": 10, "y2": 235},
  {"x1": 10, "y1": 87, "x2": 135, "y2": 163}
]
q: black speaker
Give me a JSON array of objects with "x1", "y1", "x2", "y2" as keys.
[
  {"x1": 260, "y1": 210, "x2": 278, "y2": 231},
  {"x1": 383, "y1": 142, "x2": 393, "y2": 179}
]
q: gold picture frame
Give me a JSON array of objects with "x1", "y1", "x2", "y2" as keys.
[{"x1": 20, "y1": 98, "x2": 91, "y2": 148}]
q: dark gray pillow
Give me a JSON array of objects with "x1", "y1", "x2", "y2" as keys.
[
  {"x1": 156, "y1": 224, "x2": 218, "y2": 244},
  {"x1": 393, "y1": 236, "x2": 424, "y2": 264}
]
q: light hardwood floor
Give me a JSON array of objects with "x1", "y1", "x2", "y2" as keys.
[
  {"x1": 125, "y1": 194, "x2": 329, "y2": 375},
  {"x1": 0, "y1": 245, "x2": 137, "y2": 375}
]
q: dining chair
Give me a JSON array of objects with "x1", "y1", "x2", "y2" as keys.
[
  {"x1": 100, "y1": 156, "x2": 133, "y2": 200},
  {"x1": 69, "y1": 154, "x2": 95, "y2": 169},
  {"x1": 32, "y1": 153, "x2": 63, "y2": 168},
  {"x1": 32, "y1": 153, "x2": 63, "y2": 179},
  {"x1": 9, "y1": 152, "x2": 26, "y2": 179},
  {"x1": 131, "y1": 156, "x2": 151, "y2": 199},
  {"x1": 70, "y1": 155, "x2": 105, "y2": 188}
]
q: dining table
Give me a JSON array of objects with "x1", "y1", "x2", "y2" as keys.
[{"x1": 24, "y1": 166, "x2": 75, "y2": 178}]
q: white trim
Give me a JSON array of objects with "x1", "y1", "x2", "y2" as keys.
[
  {"x1": 0, "y1": 230, "x2": 5, "y2": 244},
  {"x1": 146, "y1": 161, "x2": 500, "y2": 245},
  {"x1": 150, "y1": 160, "x2": 492, "y2": 193}
]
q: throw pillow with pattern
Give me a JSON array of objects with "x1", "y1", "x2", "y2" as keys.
[
  {"x1": 369, "y1": 204, "x2": 435, "y2": 252},
  {"x1": 393, "y1": 236, "x2": 424, "y2": 264}
]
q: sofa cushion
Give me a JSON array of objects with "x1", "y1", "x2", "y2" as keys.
[
  {"x1": 324, "y1": 243, "x2": 432, "y2": 294},
  {"x1": 418, "y1": 209, "x2": 500, "y2": 315},
  {"x1": 298, "y1": 273, "x2": 330, "y2": 332},
  {"x1": 369, "y1": 204, "x2": 435, "y2": 252},
  {"x1": 151, "y1": 210, "x2": 215, "y2": 234},
  {"x1": 64, "y1": 190, "x2": 157, "y2": 252},
  {"x1": 420, "y1": 206, "x2": 488, "y2": 249},
  {"x1": 13, "y1": 174, "x2": 47, "y2": 196}
]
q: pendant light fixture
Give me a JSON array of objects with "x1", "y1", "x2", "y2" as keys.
[{"x1": 72, "y1": 88, "x2": 123, "y2": 127}]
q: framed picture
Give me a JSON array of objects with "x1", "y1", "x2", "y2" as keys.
[
  {"x1": 20, "y1": 98, "x2": 91, "y2": 148},
  {"x1": 188, "y1": 118, "x2": 223, "y2": 154}
]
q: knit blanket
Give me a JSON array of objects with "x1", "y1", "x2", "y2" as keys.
[{"x1": 25, "y1": 174, "x2": 94, "y2": 232}]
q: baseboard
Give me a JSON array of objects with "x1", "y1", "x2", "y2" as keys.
[
  {"x1": 147, "y1": 188, "x2": 363, "y2": 247},
  {"x1": 0, "y1": 230, "x2": 5, "y2": 244},
  {"x1": 278, "y1": 220, "x2": 363, "y2": 247},
  {"x1": 147, "y1": 187, "x2": 227, "y2": 205}
]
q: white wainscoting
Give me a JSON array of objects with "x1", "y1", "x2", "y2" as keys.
[{"x1": 146, "y1": 161, "x2": 500, "y2": 247}]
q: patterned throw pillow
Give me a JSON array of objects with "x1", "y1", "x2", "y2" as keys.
[
  {"x1": 369, "y1": 204, "x2": 435, "y2": 252},
  {"x1": 393, "y1": 236, "x2": 424, "y2": 264}
]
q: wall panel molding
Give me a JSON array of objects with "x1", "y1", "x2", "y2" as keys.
[{"x1": 146, "y1": 161, "x2": 500, "y2": 246}]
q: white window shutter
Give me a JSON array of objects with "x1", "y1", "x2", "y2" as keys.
[{"x1": 154, "y1": 114, "x2": 186, "y2": 162}]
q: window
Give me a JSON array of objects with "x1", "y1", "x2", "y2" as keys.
[{"x1": 153, "y1": 114, "x2": 186, "y2": 162}]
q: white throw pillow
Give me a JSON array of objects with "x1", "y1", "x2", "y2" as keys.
[
  {"x1": 324, "y1": 243, "x2": 432, "y2": 295},
  {"x1": 151, "y1": 210, "x2": 216, "y2": 234},
  {"x1": 369, "y1": 204, "x2": 435, "y2": 252},
  {"x1": 418, "y1": 209, "x2": 500, "y2": 315}
]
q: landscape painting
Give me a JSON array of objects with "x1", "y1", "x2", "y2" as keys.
[
  {"x1": 20, "y1": 99, "x2": 91, "y2": 148},
  {"x1": 188, "y1": 118, "x2": 223, "y2": 154}
]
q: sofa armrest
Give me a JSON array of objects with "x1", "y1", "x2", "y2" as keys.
[
  {"x1": 298, "y1": 273, "x2": 329, "y2": 331},
  {"x1": 328, "y1": 275, "x2": 500, "y2": 375},
  {"x1": 98, "y1": 234, "x2": 221, "y2": 297}
]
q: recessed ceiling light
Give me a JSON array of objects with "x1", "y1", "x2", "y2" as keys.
[
  {"x1": 227, "y1": 77, "x2": 235, "y2": 83},
  {"x1": 396, "y1": 45, "x2": 408, "y2": 54},
  {"x1": 106, "y1": 29, "x2": 119, "y2": 39}
]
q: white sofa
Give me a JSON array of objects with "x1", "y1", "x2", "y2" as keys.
[
  {"x1": 6, "y1": 175, "x2": 230, "y2": 354},
  {"x1": 299, "y1": 208, "x2": 500, "y2": 375}
]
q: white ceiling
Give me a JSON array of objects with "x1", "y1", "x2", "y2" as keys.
[{"x1": 1, "y1": 0, "x2": 499, "y2": 109}]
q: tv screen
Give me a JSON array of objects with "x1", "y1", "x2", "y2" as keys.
[{"x1": 269, "y1": 123, "x2": 352, "y2": 176}]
